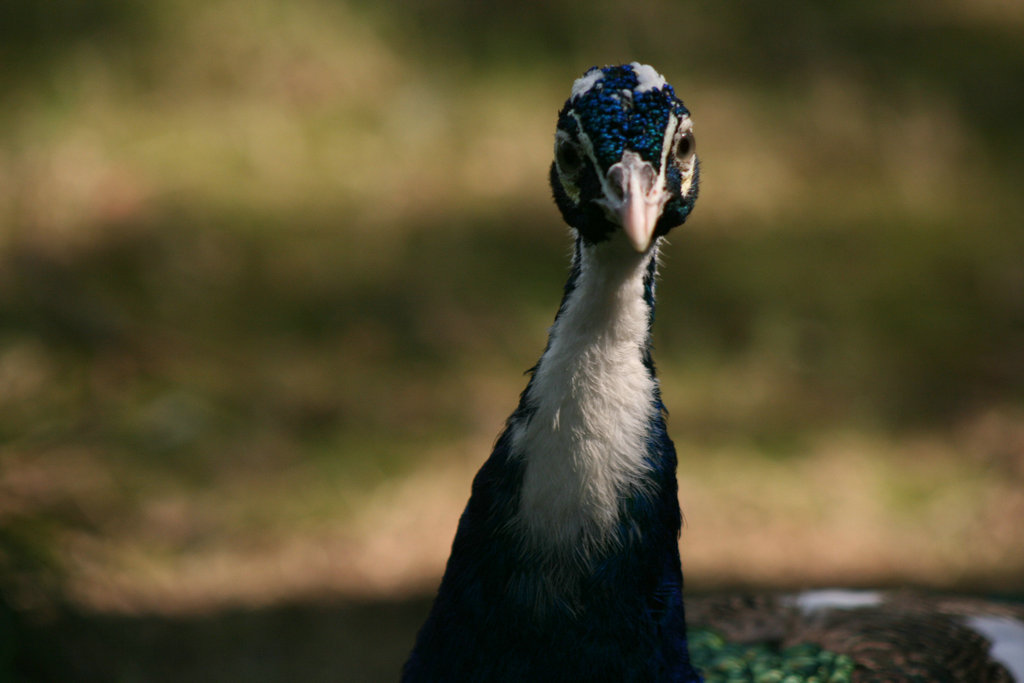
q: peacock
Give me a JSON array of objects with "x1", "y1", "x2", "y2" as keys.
[{"x1": 401, "y1": 63, "x2": 1024, "y2": 683}]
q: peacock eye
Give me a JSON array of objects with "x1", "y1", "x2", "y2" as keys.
[
  {"x1": 674, "y1": 131, "x2": 695, "y2": 164},
  {"x1": 556, "y1": 139, "x2": 583, "y2": 175}
]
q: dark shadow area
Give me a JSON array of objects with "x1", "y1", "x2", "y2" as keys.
[
  {"x1": 2, "y1": 208, "x2": 1020, "y2": 454},
  {"x1": 4, "y1": 593, "x2": 432, "y2": 683},
  {"x1": 0, "y1": 209, "x2": 570, "y2": 485},
  {"x1": 0, "y1": 0, "x2": 156, "y2": 92},
  {"x1": 6, "y1": 586, "x2": 1023, "y2": 683}
]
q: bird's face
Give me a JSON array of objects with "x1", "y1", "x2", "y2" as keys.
[{"x1": 550, "y1": 63, "x2": 698, "y2": 253}]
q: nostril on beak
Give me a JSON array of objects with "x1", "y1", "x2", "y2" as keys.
[
  {"x1": 605, "y1": 165, "x2": 627, "y2": 202},
  {"x1": 594, "y1": 151, "x2": 669, "y2": 252},
  {"x1": 604, "y1": 153, "x2": 657, "y2": 206}
]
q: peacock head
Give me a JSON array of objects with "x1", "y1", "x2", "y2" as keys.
[{"x1": 550, "y1": 63, "x2": 699, "y2": 253}]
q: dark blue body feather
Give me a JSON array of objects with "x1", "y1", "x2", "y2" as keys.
[{"x1": 402, "y1": 240, "x2": 701, "y2": 683}]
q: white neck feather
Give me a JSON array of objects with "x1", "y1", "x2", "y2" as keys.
[{"x1": 512, "y1": 233, "x2": 660, "y2": 560}]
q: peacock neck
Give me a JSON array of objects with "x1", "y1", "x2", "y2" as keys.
[{"x1": 511, "y1": 232, "x2": 663, "y2": 561}]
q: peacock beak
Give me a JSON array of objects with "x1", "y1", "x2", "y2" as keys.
[{"x1": 596, "y1": 150, "x2": 670, "y2": 252}]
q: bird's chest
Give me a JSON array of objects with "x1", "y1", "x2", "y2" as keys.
[{"x1": 511, "y1": 341, "x2": 657, "y2": 560}]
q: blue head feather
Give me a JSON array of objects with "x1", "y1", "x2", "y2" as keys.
[
  {"x1": 564, "y1": 64, "x2": 689, "y2": 172},
  {"x1": 551, "y1": 63, "x2": 698, "y2": 246}
]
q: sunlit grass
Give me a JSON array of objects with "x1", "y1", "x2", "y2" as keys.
[{"x1": 22, "y1": 417, "x2": 1019, "y2": 615}]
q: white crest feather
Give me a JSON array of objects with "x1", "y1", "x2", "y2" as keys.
[
  {"x1": 571, "y1": 68, "x2": 605, "y2": 99},
  {"x1": 630, "y1": 62, "x2": 667, "y2": 93}
]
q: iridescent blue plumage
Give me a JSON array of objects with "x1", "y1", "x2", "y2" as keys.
[
  {"x1": 551, "y1": 64, "x2": 697, "y2": 248},
  {"x1": 403, "y1": 64, "x2": 701, "y2": 683},
  {"x1": 563, "y1": 64, "x2": 688, "y2": 172}
]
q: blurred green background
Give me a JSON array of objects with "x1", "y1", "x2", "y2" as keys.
[{"x1": 2, "y1": 0, "x2": 1023, "y2": 680}]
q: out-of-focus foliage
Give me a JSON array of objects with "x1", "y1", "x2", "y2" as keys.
[{"x1": 1, "y1": 0, "x2": 1022, "y2": 680}]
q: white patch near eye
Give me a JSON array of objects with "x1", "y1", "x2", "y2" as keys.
[
  {"x1": 556, "y1": 112, "x2": 604, "y2": 206},
  {"x1": 658, "y1": 115, "x2": 680, "y2": 175},
  {"x1": 631, "y1": 62, "x2": 667, "y2": 93},
  {"x1": 571, "y1": 68, "x2": 605, "y2": 99}
]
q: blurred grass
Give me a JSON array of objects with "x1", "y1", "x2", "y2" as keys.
[{"x1": 1, "y1": 0, "x2": 1024, "y2": 679}]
